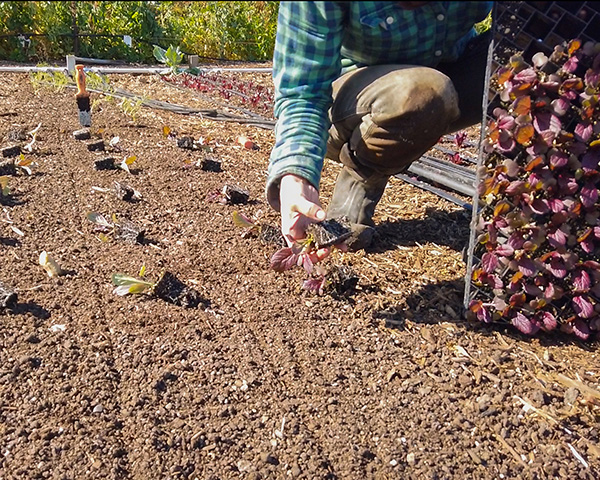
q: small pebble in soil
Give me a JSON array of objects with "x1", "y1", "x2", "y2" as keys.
[
  {"x1": 563, "y1": 387, "x2": 579, "y2": 406},
  {"x1": 406, "y1": 452, "x2": 416, "y2": 466},
  {"x1": 93, "y1": 404, "x2": 104, "y2": 414}
]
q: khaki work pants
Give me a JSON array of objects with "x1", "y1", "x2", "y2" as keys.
[{"x1": 326, "y1": 31, "x2": 492, "y2": 176}]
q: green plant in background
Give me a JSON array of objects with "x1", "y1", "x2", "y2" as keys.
[
  {"x1": 29, "y1": 69, "x2": 70, "y2": 93},
  {"x1": 0, "y1": 1, "x2": 279, "y2": 63},
  {"x1": 119, "y1": 96, "x2": 145, "y2": 123},
  {"x1": 153, "y1": 44, "x2": 183, "y2": 73}
]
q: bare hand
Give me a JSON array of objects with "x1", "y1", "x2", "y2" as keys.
[{"x1": 279, "y1": 174, "x2": 332, "y2": 263}]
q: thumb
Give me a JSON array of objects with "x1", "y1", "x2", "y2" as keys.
[{"x1": 293, "y1": 197, "x2": 326, "y2": 222}]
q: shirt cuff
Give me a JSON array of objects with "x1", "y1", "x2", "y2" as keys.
[{"x1": 265, "y1": 157, "x2": 322, "y2": 211}]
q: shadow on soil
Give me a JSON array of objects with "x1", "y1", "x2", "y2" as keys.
[
  {"x1": 0, "y1": 237, "x2": 20, "y2": 247},
  {"x1": 10, "y1": 301, "x2": 51, "y2": 320},
  {"x1": 369, "y1": 207, "x2": 471, "y2": 253},
  {"x1": 372, "y1": 278, "x2": 599, "y2": 348}
]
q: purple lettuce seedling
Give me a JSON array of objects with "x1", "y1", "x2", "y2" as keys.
[{"x1": 470, "y1": 38, "x2": 600, "y2": 340}]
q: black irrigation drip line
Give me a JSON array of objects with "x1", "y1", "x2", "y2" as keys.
[
  {"x1": 407, "y1": 155, "x2": 476, "y2": 198},
  {"x1": 395, "y1": 173, "x2": 473, "y2": 210},
  {"x1": 416, "y1": 155, "x2": 477, "y2": 182},
  {"x1": 47, "y1": 80, "x2": 277, "y2": 129}
]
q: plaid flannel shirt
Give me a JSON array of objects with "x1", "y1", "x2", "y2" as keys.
[{"x1": 267, "y1": 1, "x2": 493, "y2": 208}]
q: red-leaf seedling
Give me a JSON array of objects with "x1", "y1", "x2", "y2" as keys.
[{"x1": 472, "y1": 39, "x2": 600, "y2": 339}]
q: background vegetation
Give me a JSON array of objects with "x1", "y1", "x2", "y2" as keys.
[
  {"x1": 0, "y1": 1, "x2": 279, "y2": 63},
  {"x1": 0, "y1": 2, "x2": 491, "y2": 64}
]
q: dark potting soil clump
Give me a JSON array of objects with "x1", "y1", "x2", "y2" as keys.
[
  {"x1": 307, "y1": 217, "x2": 353, "y2": 248},
  {"x1": 328, "y1": 265, "x2": 359, "y2": 297},
  {"x1": 177, "y1": 136, "x2": 195, "y2": 150},
  {"x1": 114, "y1": 181, "x2": 135, "y2": 201},
  {"x1": 153, "y1": 271, "x2": 205, "y2": 308},
  {"x1": 0, "y1": 280, "x2": 17, "y2": 310},
  {"x1": 94, "y1": 157, "x2": 116, "y2": 170},
  {"x1": 222, "y1": 184, "x2": 250, "y2": 205},
  {"x1": 259, "y1": 224, "x2": 286, "y2": 247},
  {"x1": 200, "y1": 157, "x2": 222, "y2": 172},
  {"x1": 114, "y1": 219, "x2": 145, "y2": 244},
  {"x1": 0, "y1": 159, "x2": 16, "y2": 176}
]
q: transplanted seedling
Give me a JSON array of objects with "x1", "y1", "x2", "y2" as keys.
[
  {"x1": 303, "y1": 264, "x2": 359, "y2": 297},
  {"x1": 232, "y1": 211, "x2": 285, "y2": 246},
  {"x1": 86, "y1": 212, "x2": 145, "y2": 244},
  {"x1": 90, "y1": 181, "x2": 142, "y2": 202},
  {"x1": 39, "y1": 251, "x2": 64, "y2": 278},
  {"x1": 0, "y1": 155, "x2": 37, "y2": 176},
  {"x1": 207, "y1": 184, "x2": 250, "y2": 205},
  {"x1": 270, "y1": 217, "x2": 358, "y2": 297},
  {"x1": 270, "y1": 217, "x2": 353, "y2": 274},
  {"x1": 0, "y1": 176, "x2": 10, "y2": 203},
  {"x1": 94, "y1": 155, "x2": 137, "y2": 173},
  {"x1": 112, "y1": 270, "x2": 206, "y2": 308},
  {"x1": 0, "y1": 280, "x2": 17, "y2": 310}
]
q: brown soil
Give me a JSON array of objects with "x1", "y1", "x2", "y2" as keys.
[{"x1": 0, "y1": 67, "x2": 599, "y2": 480}]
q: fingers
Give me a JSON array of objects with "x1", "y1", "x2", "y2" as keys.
[
  {"x1": 292, "y1": 197, "x2": 326, "y2": 222},
  {"x1": 308, "y1": 247, "x2": 331, "y2": 264}
]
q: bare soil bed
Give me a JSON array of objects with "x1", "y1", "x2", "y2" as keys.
[{"x1": 0, "y1": 66, "x2": 599, "y2": 480}]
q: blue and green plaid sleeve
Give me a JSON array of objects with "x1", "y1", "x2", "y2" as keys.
[
  {"x1": 266, "y1": 1, "x2": 346, "y2": 210},
  {"x1": 267, "y1": 1, "x2": 493, "y2": 210}
]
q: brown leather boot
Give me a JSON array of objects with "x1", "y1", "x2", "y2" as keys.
[{"x1": 326, "y1": 165, "x2": 389, "y2": 251}]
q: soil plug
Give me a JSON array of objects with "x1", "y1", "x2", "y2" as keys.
[
  {"x1": 208, "y1": 185, "x2": 250, "y2": 205},
  {"x1": 258, "y1": 224, "x2": 286, "y2": 247},
  {"x1": 94, "y1": 157, "x2": 116, "y2": 170},
  {"x1": 114, "y1": 181, "x2": 141, "y2": 201},
  {"x1": 114, "y1": 219, "x2": 145, "y2": 244},
  {"x1": 232, "y1": 211, "x2": 285, "y2": 245},
  {"x1": 0, "y1": 280, "x2": 17, "y2": 310},
  {"x1": 177, "y1": 136, "x2": 195, "y2": 150},
  {"x1": 39, "y1": 251, "x2": 64, "y2": 278},
  {"x1": 112, "y1": 271, "x2": 205, "y2": 309},
  {"x1": 200, "y1": 157, "x2": 222, "y2": 172},
  {"x1": 1, "y1": 145, "x2": 21, "y2": 158},
  {"x1": 153, "y1": 271, "x2": 204, "y2": 308},
  {"x1": 307, "y1": 217, "x2": 353, "y2": 248},
  {"x1": 75, "y1": 65, "x2": 91, "y2": 127},
  {"x1": 222, "y1": 184, "x2": 250, "y2": 204},
  {"x1": 87, "y1": 140, "x2": 105, "y2": 152},
  {"x1": 328, "y1": 265, "x2": 359, "y2": 296},
  {"x1": 0, "y1": 159, "x2": 16, "y2": 176},
  {"x1": 73, "y1": 128, "x2": 91, "y2": 140}
]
